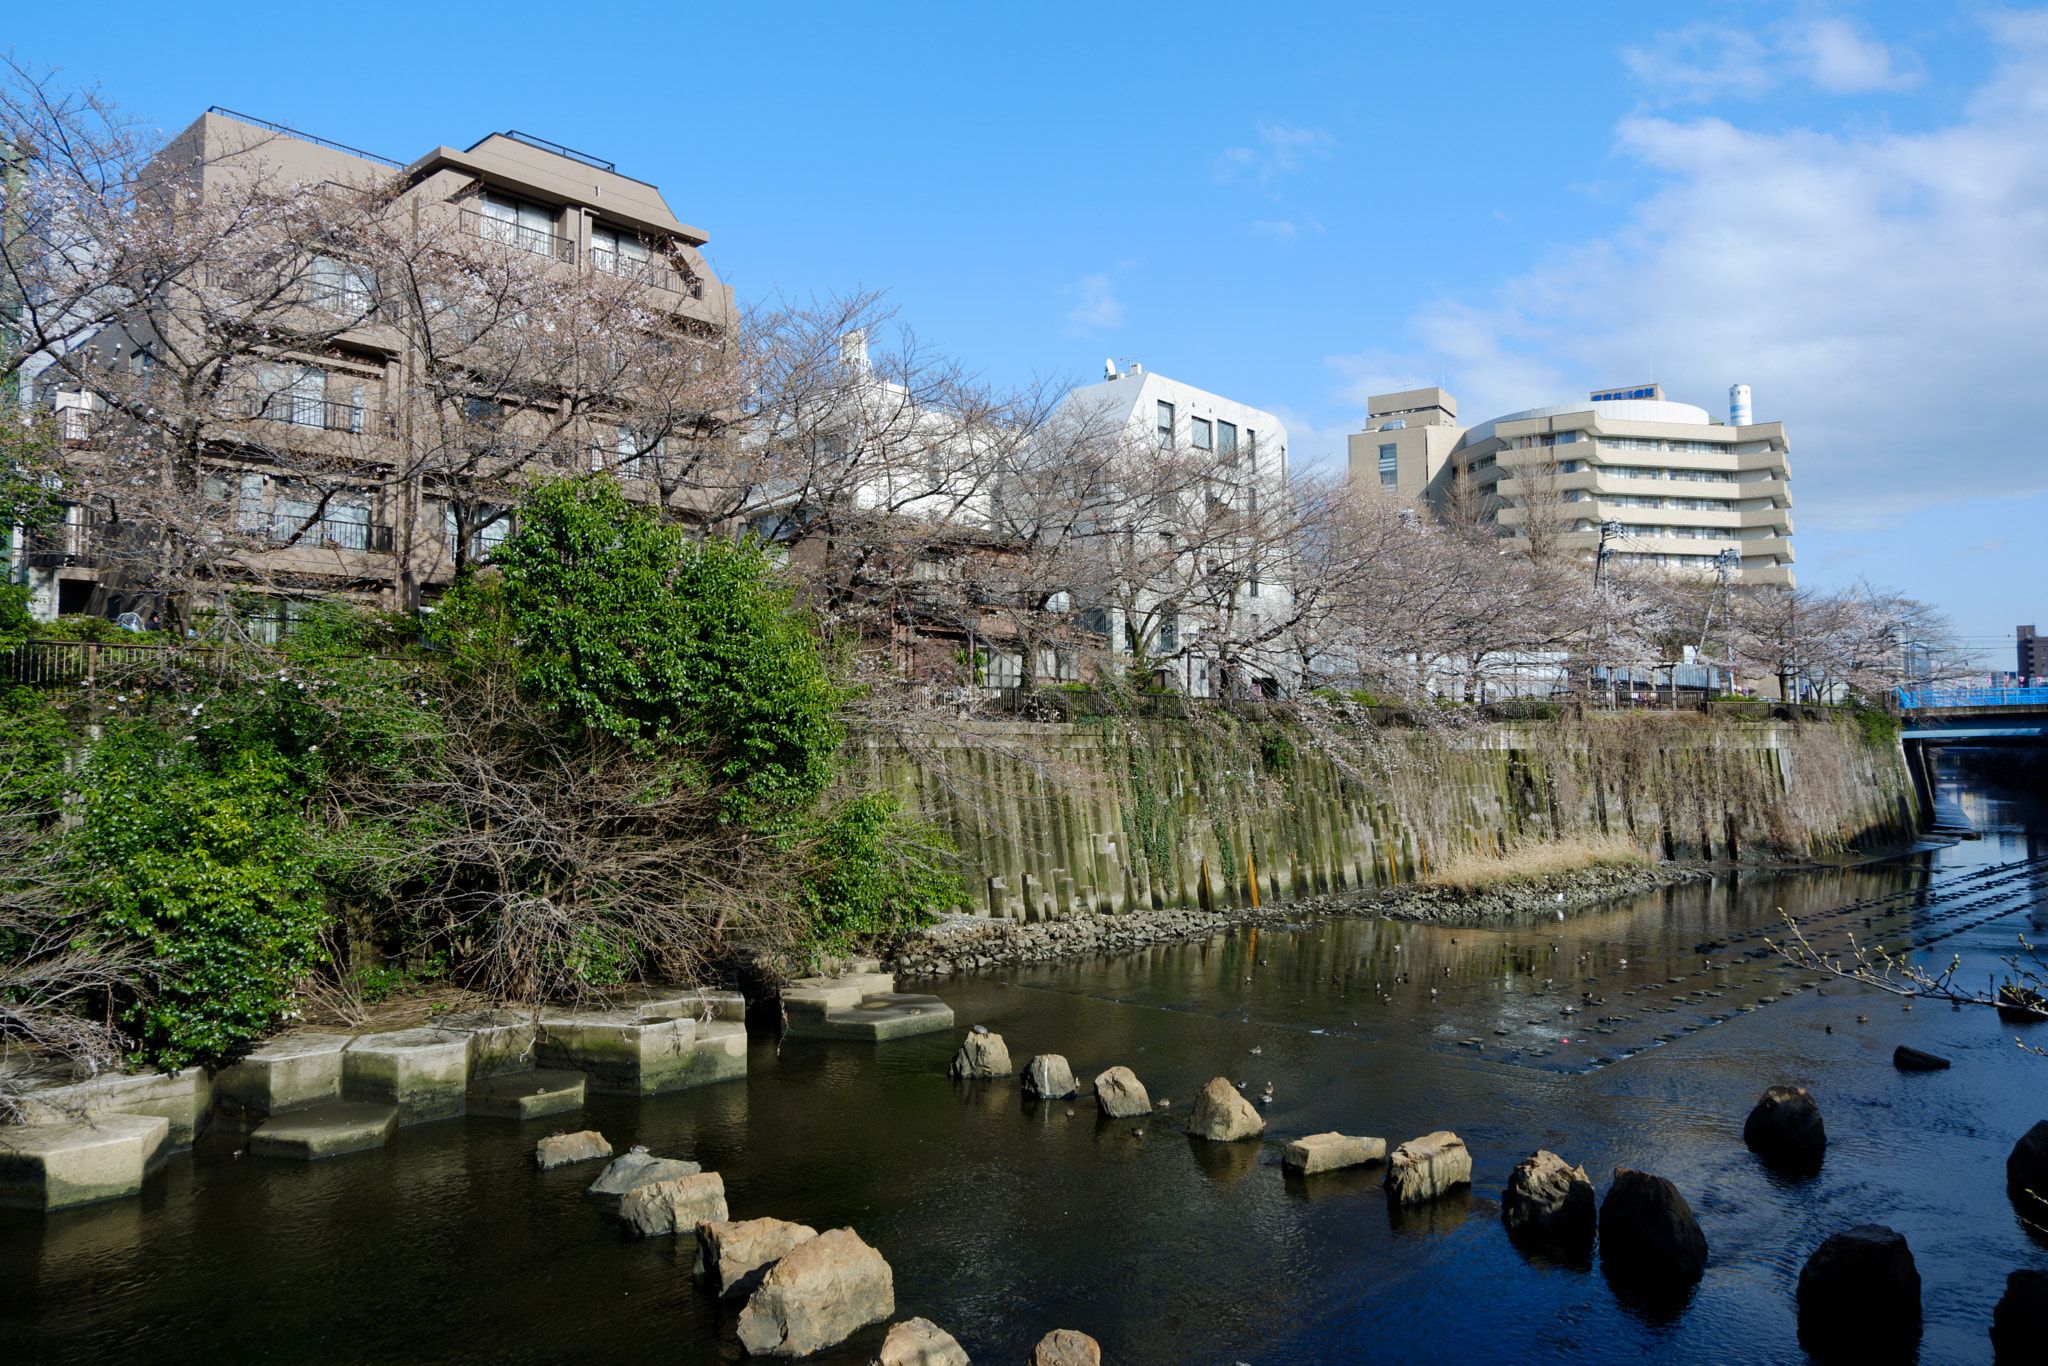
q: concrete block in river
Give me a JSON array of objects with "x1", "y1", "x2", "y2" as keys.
[
  {"x1": 7, "y1": 1066, "x2": 211, "y2": 1145},
  {"x1": 467, "y1": 1069, "x2": 586, "y2": 1120},
  {"x1": 736, "y1": 1226, "x2": 895, "y2": 1357},
  {"x1": 343, "y1": 1027, "x2": 472, "y2": 1123},
  {"x1": 587, "y1": 1150, "x2": 701, "y2": 1197},
  {"x1": 1385, "y1": 1131, "x2": 1472, "y2": 1204},
  {"x1": 696, "y1": 1216, "x2": 819, "y2": 1299},
  {"x1": 535, "y1": 1012, "x2": 746, "y2": 1095},
  {"x1": 618, "y1": 1170, "x2": 728, "y2": 1238},
  {"x1": 616, "y1": 985, "x2": 747, "y2": 1023},
  {"x1": 214, "y1": 1033, "x2": 352, "y2": 1124},
  {"x1": 785, "y1": 993, "x2": 954, "y2": 1042},
  {"x1": 0, "y1": 1113, "x2": 169, "y2": 1210},
  {"x1": 780, "y1": 972, "x2": 899, "y2": 1030},
  {"x1": 535, "y1": 1130, "x2": 611, "y2": 1169},
  {"x1": 247, "y1": 1102, "x2": 397, "y2": 1160},
  {"x1": 435, "y1": 1009, "x2": 537, "y2": 1079},
  {"x1": 1743, "y1": 1085, "x2": 1826, "y2": 1166},
  {"x1": 1284, "y1": 1132, "x2": 1385, "y2": 1175}
]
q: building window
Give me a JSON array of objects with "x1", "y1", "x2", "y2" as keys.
[
  {"x1": 310, "y1": 256, "x2": 374, "y2": 315},
  {"x1": 1245, "y1": 429, "x2": 1257, "y2": 472},
  {"x1": 1217, "y1": 421, "x2": 1237, "y2": 463},
  {"x1": 1192, "y1": 418, "x2": 1212, "y2": 451},
  {"x1": 1156, "y1": 401, "x2": 1175, "y2": 448},
  {"x1": 1378, "y1": 442, "x2": 1398, "y2": 488}
]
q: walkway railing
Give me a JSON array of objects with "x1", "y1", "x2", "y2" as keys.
[{"x1": 1896, "y1": 686, "x2": 2048, "y2": 710}]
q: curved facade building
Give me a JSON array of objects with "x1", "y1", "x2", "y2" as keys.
[{"x1": 1347, "y1": 383, "x2": 1794, "y2": 587}]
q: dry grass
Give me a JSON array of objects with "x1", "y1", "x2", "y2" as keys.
[{"x1": 1426, "y1": 832, "x2": 1650, "y2": 892}]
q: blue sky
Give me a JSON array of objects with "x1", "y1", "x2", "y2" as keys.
[{"x1": 12, "y1": 1, "x2": 2044, "y2": 661}]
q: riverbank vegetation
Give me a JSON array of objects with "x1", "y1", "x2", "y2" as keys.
[
  {"x1": 0, "y1": 478, "x2": 960, "y2": 1079},
  {"x1": 1426, "y1": 833, "x2": 1653, "y2": 893}
]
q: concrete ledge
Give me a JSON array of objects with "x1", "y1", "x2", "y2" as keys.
[
  {"x1": 342, "y1": 1028, "x2": 471, "y2": 1124},
  {"x1": 214, "y1": 1034, "x2": 352, "y2": 1125},
  {"x1": 536, "y1": 1012, "x2": 744, "y2": 1095},
  {"x1": 248, "y1": 1102, "x2": 398, "y2": 1159},
  {"x1": 8, "y1": 1067, "x2": 212, "y2": 1145},
  {"x1": 781, "y1": 972, "x2": 897, "y2": 1027},
  {"x1": 466, "y1": 1069, "x2": 587, "y2": 1120},
  {"x1": 784, "y1": 993, "x2": 954, "y2": 1041},
  {"x1": 0, "y1": 1113, "x2": 170, "y2": 1211},
  {"x1": 436, "y1": 1009, "x2": 539, "y2": 1079},
  {"x1": 615, "y1": 986, "x2": 748, "y2": 1023}
]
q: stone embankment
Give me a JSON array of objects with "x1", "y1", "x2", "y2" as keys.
[{"x1": 885, "y1": 861, "x2": 1712, "y2": 977}]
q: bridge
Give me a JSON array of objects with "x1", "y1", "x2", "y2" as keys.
[{"x1": 1895, "y1": 687, "x2": 2048, "y2": 740}]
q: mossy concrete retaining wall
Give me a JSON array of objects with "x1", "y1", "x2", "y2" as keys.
[{"x1": 848, "y1": 713, "x2": 1919, "y2": 921}]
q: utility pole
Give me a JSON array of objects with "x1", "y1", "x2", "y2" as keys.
[{"x1": 1697, "y1": 547, "x2": 1740, "y2": 698}]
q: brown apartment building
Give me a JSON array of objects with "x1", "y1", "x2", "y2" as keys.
[{"x1": 25, "y1": 108, "x2": 733, "y2": 632}]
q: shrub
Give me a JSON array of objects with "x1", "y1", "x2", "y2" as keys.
[{"x1": 797, "y1": 794, "x2": 962, "y2": 949}]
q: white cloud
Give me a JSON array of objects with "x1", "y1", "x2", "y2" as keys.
[
  {"x1": 1328, "y1": 11, "x2": 2048, "y2": 531},
  {"x1": 1955, "y1": 538, "x2": 2010, "y2": 558},
  {"x1": 1060, "y1": 273, "x2": 1125, "y2": 335},
  {"x1": 1215, "y1": 121, "x2": 1334, "y2": 185},
  {"x1": 1250, "y1": 220, "x2": 1298, "y2": 241},
  {"x1": 1261, "y1": 403, "x2": 1354, "y2": 476},
  {"x1": 1622, "y1": 15, "x2": 1920, "y2": 104},
  {"x1": 1786, "y1": 17, "x2": 1922, "y2": 94},
  {"x1": 1623, "y1": 24, "x2": 1773, "y2": 104}
]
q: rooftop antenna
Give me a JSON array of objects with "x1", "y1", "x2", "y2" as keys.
[{"x1": 1104, "y1": 357, "x2": 1117, "y2": 380}]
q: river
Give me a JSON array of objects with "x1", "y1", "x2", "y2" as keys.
[{"x1": 4, "y1": 768, "x2": 2044, "y2": 1364}]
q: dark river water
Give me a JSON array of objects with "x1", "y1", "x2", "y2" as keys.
[{"x1": 5, "y1": 768, "x2": 2046, "y2": 1365}]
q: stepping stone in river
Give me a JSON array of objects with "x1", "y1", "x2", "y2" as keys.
[
  {"x1": 466, "y1": 1068, "x2": 587, "y2": 1120},
  {"x1": 0, "y1": 1113, "x2": 169, "y2": 1210},
  {"x1": 248, "y1": 1101, "x2": 398, "y2": 1159}
]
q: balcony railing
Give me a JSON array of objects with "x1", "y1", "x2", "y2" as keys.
[
  {"x1": 460, "y1": 207, "x2": 576, "y2": 263},
  {"x1": 229, "y1": 511, "x2": 393, "y2": 554},
  {"x1": 241, "y1": 389, "x2": 395, "y2": 436},
  {"x1": 591, "y1": 246, "x2": 705, "y2": 299}
]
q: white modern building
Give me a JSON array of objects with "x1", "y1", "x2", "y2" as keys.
[
  {"x1": 1048, "y1": 362, "x2": 1295, "y2": 696},
  {"x1": 1349, "y1": 382, "x2": 1796, "y2": 587}
]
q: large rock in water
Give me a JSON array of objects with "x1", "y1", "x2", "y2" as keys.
[
  {"x1": 618, "y1": 1171, "x2": 728, "y2": 1238},
  {"x1": 1744, "y1": 1086, "x2": 1827, "y2": 1165},
  {"x1": 1187, "y1": 1077, "x2": 1264, "y2": 1142},
  {"x1": 1502, "y1": 1149, "x2": 1595, "y2": 1241},
  {"x1": 873, "y1": 1316, "x2": 970, "y2": 1366},
  {"x1": 588, "y1": 1151, "x2": 701, "y2": 1198},
  {"x1": 1092, "y1": 1066, "x2": 1151, "y2": 1118},
  {"x1": 536, "y1": 1130, "x2": 611, "y2": 1170},
  {"x1": 1283, "y1": 1132, "x2": 1384, "y2": 1175},
  {"x1": 948, "y1": 1031, "x2": 1012, "y2": 1079},
  {"x1": 1796, "y1": 1225, "x2": 1921, "y2": 1360},
  {"x1": 736, "y1": 1227, "x2": 895, "y2": 1357},
  {"x1": 1027, "y1": 1329, "x2": 1101, "y2": 1366},
  {"x1": 2007, "y1": 1121, "x2": 2048, "y2": 1214},
  {"x1": 1893, "y1": 1046, "x2": 1951, "y2": 1072},
  {"x1": 696, "y1": 1216, "x2": 818, "y2": 1300},
  {"x1": 1992, "y1": 1268, "x2": 2048, "y2": 1365},
  {"x1": 1385, "y1": 1131, "x2": 1472, "y2": 1205},
  {"x1": 1599, "y1": 1168, "x2": 1709, "y2": 1283},
  {"x1": 1023, "y1": 1054, "x2": 1076, "y2": 1099}
]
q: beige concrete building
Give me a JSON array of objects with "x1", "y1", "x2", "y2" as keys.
[
  {"x1": 24, "y1": 108, "x2": 733, "y2": 626},
  {"x1": 1348, "y1": 382, "x2": 1795, "y2": 587}
]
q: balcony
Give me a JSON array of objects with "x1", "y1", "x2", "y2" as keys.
[
  {"x1": 591, "y1": 246, "x2": 705, "y2": 299},
  {"x1": 459, "y1": 207, "x2": 576, "y2": 263},
  {"x1": 241, "y1": 389, "x2": 395, "y2": 437},
  {"x1": 233, "y1": 511, "x2": 395, "y2": 554}
]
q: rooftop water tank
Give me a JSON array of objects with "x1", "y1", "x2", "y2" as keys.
[{"x1": 1729, "y1": 384, "x2": 1752, "y2": 427}]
